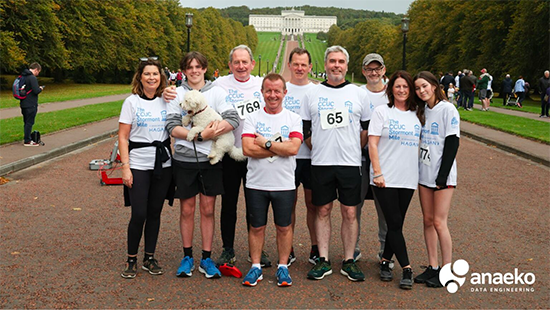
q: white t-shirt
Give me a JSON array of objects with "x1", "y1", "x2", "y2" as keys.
[
  {"x1": 300, "y1": 83, "x2": 371, "y2": 166},
  {"x1": 213, "y1": 75, "x2": 264, "y2": 148},
  {"x1": 419, "y1": 100, "x2": 460, "y2": 187},
  {"x1": 283, "y1": 82, "x2": 315, "y2": 159},
  {"x1": 119, "y1": 94, "x2": 171, "y2": 170},
  {"x1": 368, "y1": 105, "x2": 420, "y2": 189},
  {"x1": 242, "y1": 108, "x2": 303, "y2": 191},
  {"x1": 360, "y1": 85, "x2": 388, "y2": 158},
  {"x1": 166, "y1": 86, "x2": 232, "y2": 156}
]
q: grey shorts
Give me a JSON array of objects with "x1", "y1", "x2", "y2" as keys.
[{"x1": 479, "y1": 89, "x2": 488, "y2": 100}]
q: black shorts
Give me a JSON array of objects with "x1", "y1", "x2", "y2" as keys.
[
  {"x1": 173, "y1": 159, "x2": 224, "y2": 199},
  {"x1": 295, "y1": 159, "x2": 312, "y2": 189},
  {"x1": 311, "y1": 165, "x2": 362, "y2": 206},
  {"x1": 245, "y1": 188, "x2": 295, "y2": 228},
  {"x1": 419, "y1": 183, "x2": 457, "y2": 191}
]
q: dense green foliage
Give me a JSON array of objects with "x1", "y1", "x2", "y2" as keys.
[
  {"x1": 217, "y1": 5, "x2": 402, "y2": 28},
  {"x1": 328, "y1": 0, "x2": 549, "y2": 89},
  {"x1": 1, "y1": 0, "x2": 257, "y2": 84}
]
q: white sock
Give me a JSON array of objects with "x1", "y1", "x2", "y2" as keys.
[
  {"x1": 278, "y1": 264, "x2": 288, "y2": 269},
  {"x1": 252, "y1": 263, "x2": 261, "y2": 270},
  {"x1": 433, "y1": 266, "x2": 440, "y2": 270}
]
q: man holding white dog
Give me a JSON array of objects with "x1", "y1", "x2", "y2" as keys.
[
  {"x1": 241, "y1": 73, "x2": 303, "y2": 287},
  {"x1": 165, "y1": 51, "x2": 240, "y2": 279}
]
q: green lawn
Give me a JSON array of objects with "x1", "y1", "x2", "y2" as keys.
[
  {"x1": 476, "y1": 95, "x2": 541, "y2": 114},
  {"x1": 254, "y1": 32, "x2": 282, "y2": 77},
  {"x1": 458, "y1": 109, "x2": 550, "y2": 143},
  {"x1": 0, "y1": 75, "x2": 130, "y2": 109},
  {"x1": 303, "y1": 33, "x2": 327, "y2": 78},
  {"x1": 0, "y1": 100, "x2": 123, "y2": 145}
]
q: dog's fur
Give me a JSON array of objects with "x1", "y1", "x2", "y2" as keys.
[{"x1": 181, "y1": 90, "x2": 245, "y2": 164}]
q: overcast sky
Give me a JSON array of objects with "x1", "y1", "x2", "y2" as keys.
[{"x1": 179, "y1": 0, "x2": 415, "y2": 14}]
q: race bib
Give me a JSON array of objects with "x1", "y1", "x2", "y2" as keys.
[
  {"x1": 419, "y1": 142, "x2": 431, "y2": 166},
  {"x1": 320, "y1": 108, "x2": 349, "y2": 130},
  {"x1": 235, "y1": 99, "x2": 261, "y2": 120},
  {"x1": 266, "y1": 132, "x2": 282, "y2": 163}
]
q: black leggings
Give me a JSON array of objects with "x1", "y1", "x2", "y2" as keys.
[
  {"x1": 220, "y1": 154, "x2": 249, "y2": 249},
  {"x1": 372, "y1": 186, "x2": 415, "y2": 268},
  {"x1": 127, "y1": 167, "x2": 172, "y2": 256}
]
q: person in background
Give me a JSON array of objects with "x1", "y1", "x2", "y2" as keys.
[
  {"x1": 447, "y1": 83, "x2": 456, "y2": 106},
  {"x1": 368, "y1": 70, "x2": 423, "y2": 290},
  {"x1": 413, "y1": 71, "x2": 460, "y2": 288},
  {"x1": 514, "y1": 76, "x2": 526, "y2": 108},
  {"x1": 501, "y1": 74, "x2": 513, "y2": 106},
  {"x1": 538, "y1": 70, "x2": 550, "y2": 117},
  {"x1": 19, "y1": 62, "x2": 43, "y2": 146},
  {"x1": 119, "y1": 57, "x2": 173, "y2": 279}
]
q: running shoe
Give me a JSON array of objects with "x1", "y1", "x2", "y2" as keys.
[
  {"x1": 399, "y1": 268, "x2": 413, "y2": 290},
  {"x1": 217, "y1": 248, "x2": 236, "y2": 265},
  {"x1": 353, "y1": 249, "x2": 362, "y2": 262},
  {"x1": 121, "y1": 260, "x2": 137, "y2": 279},
  {"x1": 414, "y1": 266, "x2": 438, "y2": 284},
  {"x1": 176, "y1": 256, "x2": 194, "y2": 277},
  {"x1": 247, "y1": 251, "x2": 272, "y2": 268},
  {"x1": 341, "y1": 259, "x2": 365, "y2": 281},
  {"x1": 308, "y1": 249, "x2": 319, "y2": 265},
  {"x1": 276, "y1": 267, "x2": 292, "y2": 287},
  {"x1": 199, "y1": 258, "x2": 221, "y2": 279},
  {"x1": 307, "y1": 257, "x2": 332, "y2": 280},
  {"x1": 142, "y1": 258, "x2": 164, "y2": 275},
  {"x1": 288, "y1": 249, "x2": 297, "y2": 267},
  {"x1": 425, "y1": 269, "x2": 443, "y2": 288},
  {"x1": 242, "y1": 267, "x2": 263, "y2": 286},
  {"x1": 377, "y1": 251, "x2": 395, "y2": 269},
  {"x1": 380, "y1": 260, "x2": 393, "y2": 282}
]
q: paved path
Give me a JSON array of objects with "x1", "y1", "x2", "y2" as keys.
[
  {"x1": 472, "y1": 103, "x2": 550, "y2": 122},
  {"x1": 0, "y1": 94, "x2": 129, "y2": 119},
  {"x1": 1, "y1": 134, "x2": 547, "y2": 309}
]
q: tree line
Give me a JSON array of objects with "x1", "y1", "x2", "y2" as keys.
[
  {"x1": 328, "y1": 0, "x2": 549, "y2": 92},
  {"x1": 1, "y1": 0, "x2": 257, "y2": 84},
  {"x1": 218, "y1": 5, "x2": 403, "y2": 29}
]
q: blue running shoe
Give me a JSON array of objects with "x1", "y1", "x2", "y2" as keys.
[
  {"x1": 199, "y1": 258, "x2": 221, "y2": 279},
  {"x1": 277, "y1": 266, "x2": 292, "y2": 287},
  {"x1": 176, "y1": 256, "x2": 194, "y2": 277},
  {"x1": 242, "y1": 267, "x2": 263, "y2": 286}
]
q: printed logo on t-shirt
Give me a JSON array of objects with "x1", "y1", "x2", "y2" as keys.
[
  {"x1": 136, "y1": 107, "x2": 165, "y2": 128},
  {"x1": 256, "y1": 121, "x2": 272, "y2": 138},
  {"x1": 451, "y1": 117, "x2": 459, "y2": 129},
  {"x1": 414, "y1": 124, "x2": 421, "y2": 137},
  {"x1": 226, "y1": 89, "x2": 245, "y2": 103},
  {"x1": 389, "y1": 119, "x2": 418, "y2": 147},
  {"x1": 345, "y1": 101, "x2": 353, "y2": 123},
  {"x1": 283, "y1": 96, "x2": 301, "y2": 114},
  {"x1": 281, "y1": 125, "x2": 290, "y2": 138},
  {"x1": 317, "y1": 97, "x2": 334, "y2": 117},
  {"x1": 430, "y1": 122, "x2": 439, "y2": 135}
]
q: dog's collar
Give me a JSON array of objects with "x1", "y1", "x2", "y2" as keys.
[{"x1": 191, "y1": 106, "x2": 208, "y2": 116}]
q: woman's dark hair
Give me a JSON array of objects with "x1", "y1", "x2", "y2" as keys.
[
  {"x1": 385, "y1": 70, "x2": 425, "y2": 126},
  {"x1": 131, "y1": 58, "x2": 166, "y2": 97},
  {"x1": 180, "y1": 51, "x2": 208, "y2": 71},
  {"x1": 414, "y1": 71, "x2": 450, "y2": 126}
]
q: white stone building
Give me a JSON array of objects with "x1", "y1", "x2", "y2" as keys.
[{"x1": 249, "y1": 9, "x2": 337, "y2": 35}]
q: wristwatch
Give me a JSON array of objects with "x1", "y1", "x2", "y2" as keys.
[
  {"x1": 265, "y1": 141, "x2": 272, "y2": 150},
  {"x1": 197, "y1": 132, "x2": 203, "y2": 142}
]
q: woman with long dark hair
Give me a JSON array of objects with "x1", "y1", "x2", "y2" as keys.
[
  {"x1": 413, "y1": 71, "x2": 460, "y2": 288},
  {"x1": 368, "y1": 70, "x2": 424, "y2": 290},
  {"x1": 119, "y1": 58, "x2": 172, "y2": 279}
]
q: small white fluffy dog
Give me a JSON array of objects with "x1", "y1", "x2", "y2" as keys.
[{"x1": 181, "y1": 90, "x2": 245, "y2": 165}]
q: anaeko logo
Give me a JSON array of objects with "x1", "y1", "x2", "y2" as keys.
[
  {"x1": 440, "y1": 259, "x2": 536, "y2": 294},
  {"x1": 439, "y1": 259, "x2": 470, "y2": 293}
]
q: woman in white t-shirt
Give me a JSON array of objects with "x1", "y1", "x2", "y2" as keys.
[
  {"x1": 118, "y1": 58, "x2": 173, "y2": 279},
  {"x1": 368, "y1": 71, "x2": 424, "y2": 290},
  {"x1": 413, "y1": 71, "x2": 460, "y2": 288}
]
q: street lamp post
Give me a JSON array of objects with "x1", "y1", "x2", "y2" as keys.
[
  {"x1": 315, "y1": 61, "x2": 318, "y2": 78},
  {"x1": 266, "y1": 60, "x2": 270, "y2": 75},
  {"x1": 185, "y1": 13, "x2": 194, "y2": 53},
  {"x1": 401, "y1": 17, "x2": 409, "y2": 71},
  {"x1": 258, "y1": 54, "x2": 262, "y2": 76}
]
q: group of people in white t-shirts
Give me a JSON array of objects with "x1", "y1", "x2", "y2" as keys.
[{"x1": 118, "y1": 45, "x2": 460, "y2": 292}]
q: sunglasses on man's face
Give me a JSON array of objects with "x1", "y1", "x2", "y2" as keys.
[{"x1": 140, "y1": 56, "x2": 158, "y2": 62}]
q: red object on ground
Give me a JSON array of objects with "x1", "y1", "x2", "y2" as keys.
[{"x1": 219, "y1": 264, "x2": 242, "y2": 278}]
